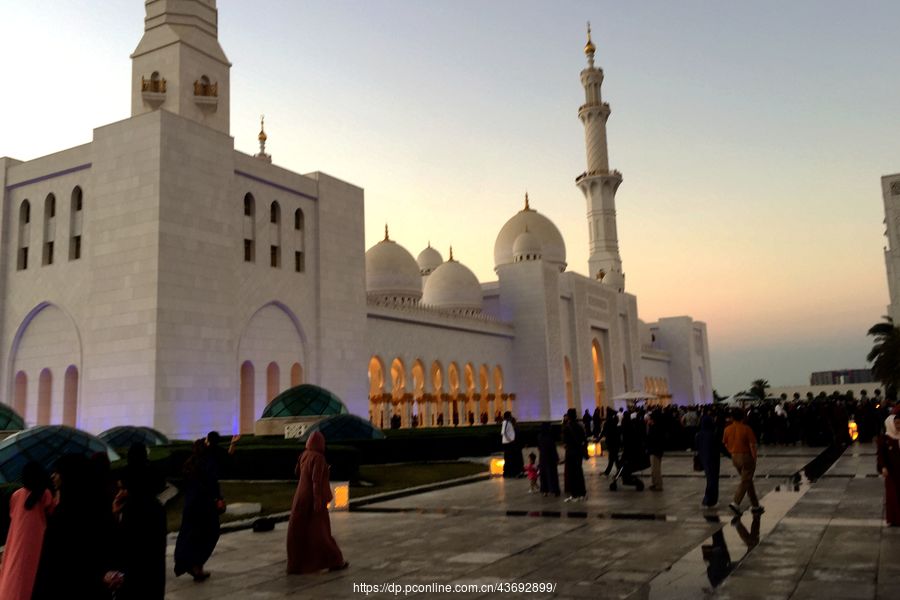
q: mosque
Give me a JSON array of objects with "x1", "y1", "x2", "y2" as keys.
[{"x1": 0, "y1": 1, "x2": 712, "y2": 439}]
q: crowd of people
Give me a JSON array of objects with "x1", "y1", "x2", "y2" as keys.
[
  {"x1": 500, "y1": 393, "x2": 900, "y2": 524},
  {"x1": 0, "y1": 428, "x2": 349, "y2": 599}
]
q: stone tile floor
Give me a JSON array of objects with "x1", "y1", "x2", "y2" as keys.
[{"x1": 164, "y1": 445, "x2": 896, "y2": 599}]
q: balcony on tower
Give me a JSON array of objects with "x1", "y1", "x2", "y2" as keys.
[
  {"x1": 193, "y1": 75, "x2": 219, "y2": 111},
  {"x1": 140, "y1": 72, "x2": 166, "y2": 107}
]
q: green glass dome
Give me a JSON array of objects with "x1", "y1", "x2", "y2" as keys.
[
  {"x1": 0, "y1": 404, "x2": 25, "y2": 431},
  {"x1": 299, "y1": 414, "x2": 385, "y2": 443},
  {"x1": 0, "y1": 425, "x2": 119, "y2": 484},
  {"x1": 261, "y1": 384, "x2": 348, "y2": 418},
  {"x1": 98, "y1": 425, "x2": 170, "y2": 448}
]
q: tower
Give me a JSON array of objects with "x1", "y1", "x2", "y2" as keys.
[
  {"x1": 576, "y1": 23, "x2": 624, "y2": 291},
  {"x1": 130, "y1": 0, "x2": 231, "y2": 134},
  {"x1": 883, "y1": 173, "x2": 900, "y2": 321}
]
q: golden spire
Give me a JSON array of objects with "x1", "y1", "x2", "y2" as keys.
[
  {"x1": 449, "y1": 245, "x2": 454, "y2": 261},
  {"x1": 258, "y1": 114, "x2": 267, "y2": 142},
  {"x1": 524, "y1": 191, "x2": 530, "y2": 211},
  {"x1": 584, "y1": 21, "x2": 596, "y2": 56},
  {"x1": 384, "y1": 223, "x2": 390, "y2": 241}
]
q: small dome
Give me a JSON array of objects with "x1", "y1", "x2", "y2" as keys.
[
  {"x1": 416, "y1": 245, "x2": 443, "y2": 275},
  {"x1": 365, "y1": 237, "x2": 422, "y2": 303},
  {"x1": 0, "y1": 426, "x2": 119, "y2": 484},
  {"x1": 261, "y1": 384, "x2": 348, "y2": 419},
  {"x1": 0, "y1": 404, "x2": 24, "y2": 431},
  {"x1": 98, "y1": 425, "x2": 170, "y2": 449},
  {"x1": 422, "y1": 257, "x2": 483, "y2": 314},
  {"x1": 494, "y1": 201, "x2": 566, "y2": 271},
  {"x1": 512, "y1": 228, "x2": 542, "y2": 261},
  {"x1": 299, "y1": 414, "x2": 385, "y2": 443}
]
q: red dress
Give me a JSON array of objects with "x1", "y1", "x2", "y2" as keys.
[
  {"x1": 876, "y1": 433, "x2": 900, "y2": 526},
  {"x1": 286, "y1": 432, "x2": 346, "y2": 573},
  {"x1": 0, "y1": 489, "x2": 55, "y2": 600}
]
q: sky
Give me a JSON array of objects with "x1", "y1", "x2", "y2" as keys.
[{"x1": 1, "y1": 0, "x2": 898, "y2": 394}]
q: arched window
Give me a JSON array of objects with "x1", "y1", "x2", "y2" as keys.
[
  {"x1": 43, "y1": 193, "x2": 56, "y2": 266},
  {"x1": 69, "y1": 186, "x2": 83, "y2": 260},
  {"x1": 240, "y1": 361, "x2": 255, "y2": 434},
  {"x1": 243, "y1": 193, "x2": 255, "y2": 262},
  {"x1": 390, "y1": 358, "x2": 406, "y2": 400},
  {"x1": 63, "y1": 366, "x2": 78, "y2": 426},
  {"x1": 290, "y1": 362, "x2": 303, "y2": 387},
  {"x1": 266, "y1": 362, "x2": 280, "y2": 402},
  {"x1": 368, "y1": 356, "x2": 385, "y2": 427},
  {"x1": 14, "y1": 371, "x2": 27, "y2": 421},
  {"x1": 18, "y1": 200, "x2": 31, "y2": 270},
  {"x1": 412, "y1": 360, "x2": 425, "y2": 400},
  {"x1": 294, "y1": 208, "x2": 304, "y2": 231},
  {"x1": 38, "y1": 369, "x2": 52, "y2": 425},
  {"x1": 270, "y1": 201, "x2": 281, "y2": 268},
  {"x1": 270, "y1": 201, "x2": 280, "y2": 224}
]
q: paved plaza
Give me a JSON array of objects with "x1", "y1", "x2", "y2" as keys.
[{"x1": 163, "y1": 445, "x2": 898, "y2": 599}]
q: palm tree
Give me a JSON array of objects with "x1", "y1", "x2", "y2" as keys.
[
  {"x1": 867, "y1": 316, "x2": 900, "y2": 400},
  {"x1": 750, "y1": 379, "x2": 769, "y2": 401}
]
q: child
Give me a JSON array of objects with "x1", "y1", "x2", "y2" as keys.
[{"x1": 524, "y1": 452, "x2": 540, "y2": 493}]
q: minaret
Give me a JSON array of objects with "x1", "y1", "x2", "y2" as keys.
[
  {"x1": 254, "y1": 115, "x2": 272, "y2": 162},
  {"x1": 130, "y1": 0, "x2": 231, "y2": 134},
  {"x1": 576, "y1": 23, "x2": 624, "y2": 291}
]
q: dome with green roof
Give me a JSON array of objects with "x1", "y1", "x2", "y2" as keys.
[
  {"x1": 0, "y1": 404, "x2": 25, "y2": 431},
  {"x1": 299, "y1": 414, "x2": 385, "y2": 443},
  {"x1": 0, "y1": 425, "x2": 119, "y2": 484},
  {"x1": 261, "y1": 384, "x2": 348, "y2": 419},
  {"x1": 98, "y1": 425, "x2": 170, "y2": 449}
]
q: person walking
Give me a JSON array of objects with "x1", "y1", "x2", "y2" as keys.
[
  {"x1": 174, "y1": 440, "x2": 222, "y2": 581},
  {"x1": 0, "y1": 463, "x2": 55, "y2": 600},
  {"x1": 563, "y1": 408, "x2": 587, "y2": 501},
  {"x1": 501, "y1": 411, "x2": 522, "y2": 478},
  {"x1": 602, "y1": 407, "x2": 621, "y2": 477},
  {"x1": 537, "y1": 422, "x2": 560, "y2": 497},
  {"x1": 582, "y1": 409, "x2": 593, "y2": 439},
  {"x1": 114, "y1": 443, "x2": 168, "y2": 600},
  {"x1": 647, "y1": 410, "x2": 665, "y2": 491},
  {"x1": 612, "y1": 410, "x2": 647, "y2": 491},
  {"x1": 876, "y1": 407, "x2": 900, "y2": 526},
  {"x1": 696, "y1": 414, "x2": 728, "y2": 508},
  {"x1": 286, "y1": 431, "x2": 349, "y2": 573},
  {"x1": 723, "y1": 409, "x2": 763, "y2": 515}
]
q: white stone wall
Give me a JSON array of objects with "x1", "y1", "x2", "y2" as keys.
[
  {"x1": 650, "y1": 317, "x2": 713, "y2": 405},
  {"x1": 882, "y1": 173, "x2": 900, "y2": 321}
]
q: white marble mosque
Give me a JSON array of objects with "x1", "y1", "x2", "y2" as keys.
[{"x1": 0, "y1": 1, "x2": 711, "y2": 439}]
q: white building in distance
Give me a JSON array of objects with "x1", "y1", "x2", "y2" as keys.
[{"x1": 1, "y1": 2, "x2": 712, "y2": 438}]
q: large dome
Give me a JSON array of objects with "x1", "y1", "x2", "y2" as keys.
[
  {"x1": 365, "y1": 235, "x2": 422, "y2": 303},
  {"x1": 0, "y1": 425, "x2": 119, "y2": 484},
  {"x1": 298, "y1": 414, "x2": 385, "y2": 443},
  {"x1": 98, "y1": 425, "x2": 170, "y2": 449},
  {"x1": 261, "y1": 384, "x2": 349, "y2": 419},
  {"x1": 0, "y1": 404, "x2": 24, "y2": 431},
  {"x1": 422, "y1": 256, "x2": 483, "y2": 314},
  {"x1": 494, "y1": 200, "x2": 566, "y2": 271},
  {"x1": 416, "y1": 245, "x2": 443, "y2": 275},
  {"x1": 512, "y1": 228, "x2": 542, "y2": 261}
]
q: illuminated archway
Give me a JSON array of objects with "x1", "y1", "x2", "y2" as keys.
[
  {"x1": 592, "y1": 339, "x2": 606, "y2": 407},
  {"x1": 564, "y1": 356, "x2": 574, "y2": 409},
  {"x1": 37, "y1": 369, "x2": 52, "y2": 425},
  {"x1": 63, "y1": 365, "x2": 78, "y2": 427},
  {"x1": 368, "y1": 356, "x2": 385, "y2": 427},
  {"x1": 240, "y1": 361, "x2": 255, "y2": 434}
]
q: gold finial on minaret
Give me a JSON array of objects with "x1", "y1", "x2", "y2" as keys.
[
  {"x1": 584, "y1": 21, "x2": 596, "y2": 67},
  {"x1": 384, "y1": 223, "x2": 390, "y2": 241},
  {"x1": 524, "y1": 191, "x2": 530, "y2": 211},
  {"x1": 449, "y1": 245, "x2": 454, "y2": 261},
  {"x1": 255, "y1": 114, "x2": 272, "y2": 162}
]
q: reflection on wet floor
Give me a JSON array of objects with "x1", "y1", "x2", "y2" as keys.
[{"x1": 632, "y1": 445, "x2": 847, "y2": 600}]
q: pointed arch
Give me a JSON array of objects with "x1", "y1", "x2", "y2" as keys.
[
  {"x1": 240, "y1": 361, "x2": 255, "y2": 434},
  {"x1": 37, "y1": 368, "x2": 52, "y2": 425},
  {"x1": 266, "y1": 362, "x2": 280, "y2": 402},
  {"x1": 448, "y1": 362, "x2": 460, "y2": 395},
  {"x1": 17, "y1": 200, "x2": 31, "y2": 270},
  {"x1": 63, "y1": 365, "x2": 78, "y2": 427},
  {"x1": 69, "y1": 186, "x2": 83, "y2": 260},
  {"x1": 411, "y1": 360, "x2": 425, "y2": 399},
  {"x1": 14, "y1": 371, "x2": 27, "y2": 420},
  {"x1": 290, "y1": 362, "x2": 303, "y2": 387},
  {"x1": 430, "y1": 361, "x2": 443, "y2": 395},
  {"x1": 368, "y1": 355, "x2": 385, "y2": 398},
  {"x1": 390, "y1": 358, "x2": 406, "y2": 400}
]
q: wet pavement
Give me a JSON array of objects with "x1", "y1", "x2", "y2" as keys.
[{"x1": 163, "y1": 445, "x2": 896, "y2": 599}]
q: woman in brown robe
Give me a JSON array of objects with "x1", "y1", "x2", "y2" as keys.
[
  {"x1": 876, "y1": 409, "x2": 900, "y2": 526},
  {"x1": 286, "y1": 431, "x2": 349, "y2": 573}
]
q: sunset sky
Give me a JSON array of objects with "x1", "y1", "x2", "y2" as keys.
[{"x1": 2, "y1": 0, "x2": 898, "y2": 393}]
